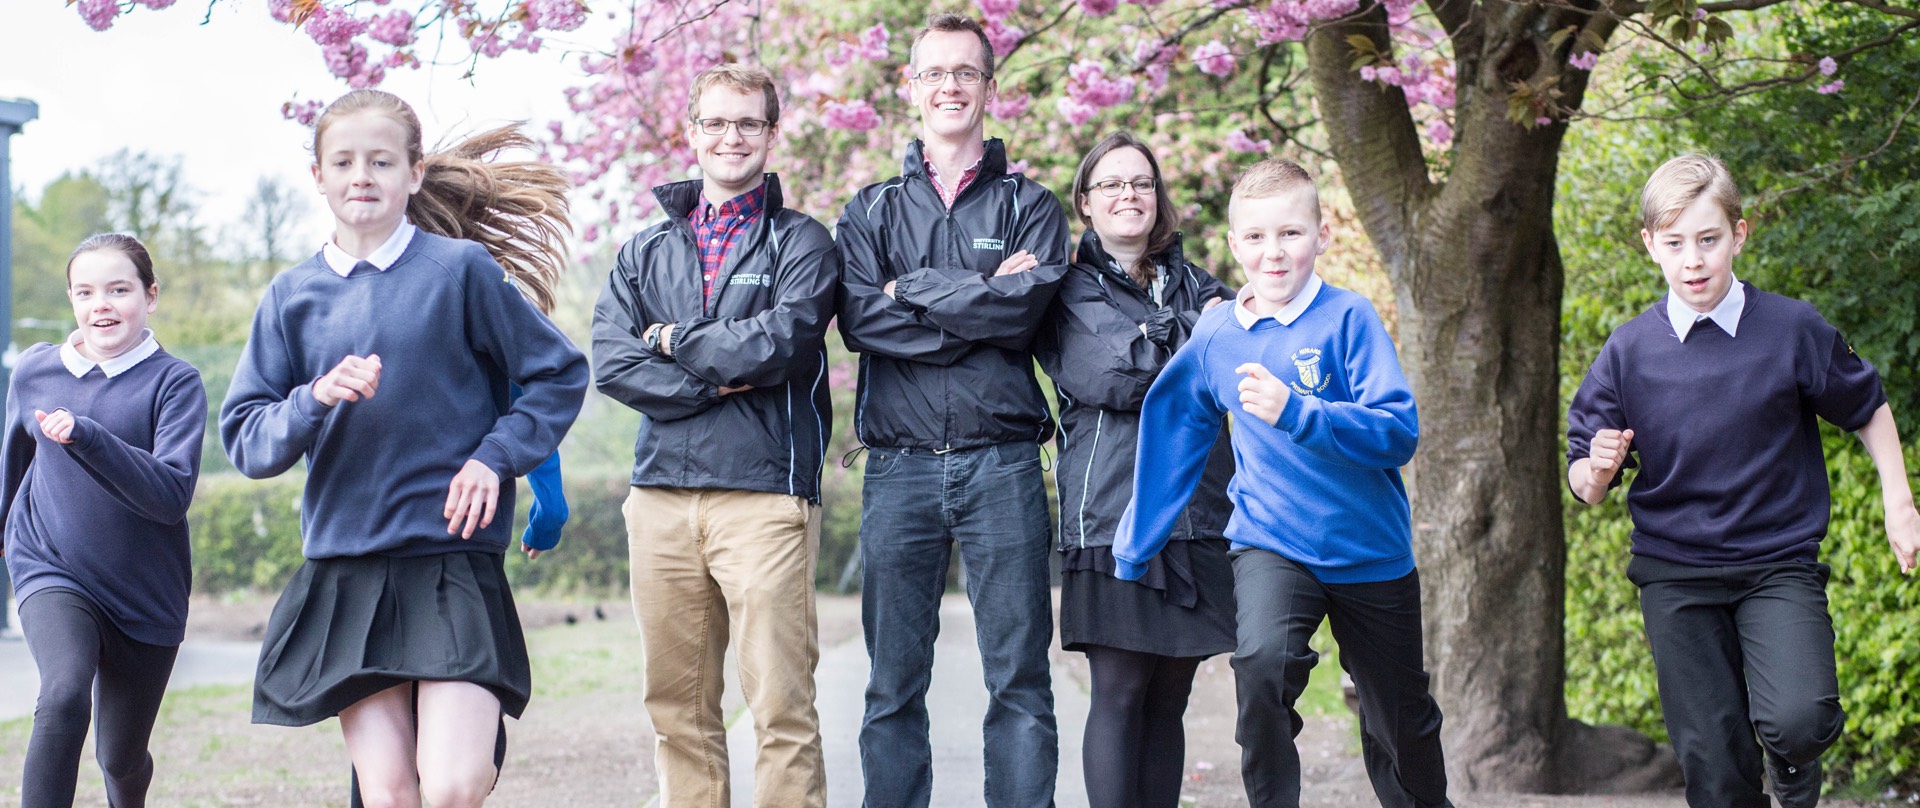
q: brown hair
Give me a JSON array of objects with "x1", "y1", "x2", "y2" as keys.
[
  {"x1": 67, "y1": 233, "x2": 157, "y2": 293},
  {"x1": 687, "y1": 63, "x2": 782, "y2": 126},
  {"x1": 1071, "y1": 131, "x2": 1178, "y2": 288},
  {"x1": 912, "y1": 13, "x2": 995, "y2": 76},
  {"x1": 1640, "y1": 153, "x2": 1743, "y2": 234},
  {"x1": 311, "y1": 89, "x2": 572, "y2": 313},
  {"x1": 1229, "y1": 158, "x2": 1320, "y2": 227}
]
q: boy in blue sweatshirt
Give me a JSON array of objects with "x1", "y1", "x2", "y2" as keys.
[
  {"x1": 1567, "y1": 154, "x2": 1920, "y2": 808},
  {"x1": 1115, "y1": 159, "x2": 1451, "y2": 807}
]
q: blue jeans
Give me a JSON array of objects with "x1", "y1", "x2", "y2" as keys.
[{"x1": 858, "y1": 442, "x2": 1058, "y2": 808}]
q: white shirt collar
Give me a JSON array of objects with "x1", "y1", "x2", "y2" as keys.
[
  {"x1": 1234, "y1": 273, "x2": 1323, "y2": 329},
  {"x1": 1667, "y1": 277, "x2": 1746, "y2": 341},
  {"x1": 60, "y1": 329, "x2": 160, "y2": 378},
  {"x1": 322, "y1": 219, "x2": 417, "y2": 277}
]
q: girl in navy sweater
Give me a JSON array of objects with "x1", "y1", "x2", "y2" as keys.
[
  {"x1": 1, "y1": 233, "x2": 205, "y2": 808},
  {"x1": 219, "y1": 89, "x2": 588, "y2": 808}
]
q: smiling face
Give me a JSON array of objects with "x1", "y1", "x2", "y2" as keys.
[
  {"x1": 68, "y1": 249, "x2": 157, "y2": 362},
  {"x1": 1079, "y1": 147, "x2": 1158, "y2": 254},
  {"x1": 1228, "y1": 190, "x2": 1330, "y2": 316},
  {"x1": 1643, "y1": 193, "x2": 1747, "y2": 313},
  {"x1": 911, "y1": 29, "x2": 995, "y2": 145},
  {"x1": 312, "y1": 110, "x2": 424, "y2": 246},
  {"x1": 689, "y1": 85, "x2": 776, "y2": 201}
]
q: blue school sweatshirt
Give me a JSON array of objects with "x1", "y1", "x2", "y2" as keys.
[
  {"x1": 1114, "y1": 284, "x2": 1419, "y2": 584},
  {"x1": 1566, "y1": 283, "x2": 1884, "y2": 566},
  {"x1": 0, "y1": 342, "x2": 205, "y2": 646},
  {"x1": 220, "y1": 231, "x2": 589, "y2": 559}
]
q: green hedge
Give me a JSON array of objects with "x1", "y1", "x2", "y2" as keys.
[{"x1": 1564, "y1": 435, "x2": 1920, "y2": 791}]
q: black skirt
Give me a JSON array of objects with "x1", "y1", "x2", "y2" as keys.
[
  {"x1": 1058, "y1": 539, "x2": 1237, "y2": 658},
  {"x1": 252, "y1": 551, "x2": 531, "y2": 727}
]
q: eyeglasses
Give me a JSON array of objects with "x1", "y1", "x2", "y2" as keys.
[
  {"x1": 912, "y1": 68, "x2": 991, "y2": 86},
  {"x1": 1092, "y1": 178, "x2": 1158, "y2": 197},
  {"x1": 693, "y1": 118, "x2": 771, "y2": 137}
]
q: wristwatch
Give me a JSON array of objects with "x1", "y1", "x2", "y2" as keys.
[{"x1": 643, "y1": 324, "x2": 663, "y2": 353}]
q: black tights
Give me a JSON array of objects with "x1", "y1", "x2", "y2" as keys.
[
  {"x1": 18, "y1": 588, "x2": 178, "y2": 808},
  {"x1": 1082, "y1": 645, "x2": 1206, "y2": 808}
]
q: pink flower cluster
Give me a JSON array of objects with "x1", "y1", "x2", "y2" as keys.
[
  {"x1": 823, "y1": 99, "x2": 883, "y2": 131},
  {"x1": 834, "y1": 24, "x2": 891, "y2": 66},
  {"x1": 1816, "y1": 80, "x2": 1844, "y2": 95},
  {"x1": 1055, "y1": 60, "x2": 1134, "y2": 125},
  {"x1": 1818, "y1": 56, "x2": 1838, "y2": 76},
  {"x1": 976, "y1": 0, "x2": 1019, "y2": 21},
  {"x1": 1193, "y1": 40, "x2": 1236, "y2": 77},
  {"x1": 1225, "y1": 129, "x2": 1271, "y2": 153},
  {"x1": 988, "y1": 92, "x2": 1031, "y2": 120},
  {"x1": 281, "y1": 98, "x2": 326, "y2": 126},
  {"x1": 1568, "y1": 51, "x2": 1598, "y2": 71},
  {"x1": 367, "y1": 10, "x2": 415, "y2": 47},
  {"x1": 1078, "y1": 0, "x2": 1119, "y2": 17},
  {"x1": 526, "y1": 0, "x2": 589, "y2": 32},
  {"x1": 986, "y1": 20, "x2": 1026, "y2": 55},
  {"x1": 77, "y1": 0, "x2": 117, "y2": 30},
  {"x1": 1248, "y1": 0, "x2": 1360, "y2": 45}
]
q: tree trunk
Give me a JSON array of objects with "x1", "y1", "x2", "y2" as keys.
[{"x1": 1304, "y1": 3, "x2": 1637, "y2": 793}]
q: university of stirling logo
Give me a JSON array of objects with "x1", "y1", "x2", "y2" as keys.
[{"x1": 1288, "y1": 347, "x2": 1331, "y2": 396}]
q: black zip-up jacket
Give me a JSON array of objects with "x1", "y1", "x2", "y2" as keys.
[
  {"x1": 592, "y1": 175, "x2": 838, "y2": 502},
  {"x1": 835, "y1": 139, "x2": 1070, "y2": 450},
  {"x1": 1036, "y1": 230, "x2": 1235, "y2": 551}
]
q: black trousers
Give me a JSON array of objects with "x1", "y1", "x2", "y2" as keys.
[
  {"x1": 1229, "y1": 549, "x2": 1451, "y2": 808},
  {"x1": 18, "y1": 588, "x2": 178, "y2": 808},
  {"x1": 1081, "y1": 646, "x2": 1205, "y2": 808},
  {"x1": 1630, "y1": 556, "x2": 1842, "y2": 808}
]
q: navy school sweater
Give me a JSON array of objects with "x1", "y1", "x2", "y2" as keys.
[
  {"x1": 0, "y1": 342, "x2": 205, "y2": 646},
  {"x1": 1567, "y1": 283, "x2": 1885, "y2": 566},
  {"x1": 220, "y1": 231, "x2": 589, "y2": 559},
  {"x1": 1114, "y1": 283, "x2": 1419, "y2": 584}
]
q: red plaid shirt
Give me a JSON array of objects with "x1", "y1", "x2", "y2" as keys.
[
  {"x1": 689, "y1": 184, "x2": 768, "y2": 303},
  {"x1": 926, "y1": 157, "x2": 982, "y2": 209}
]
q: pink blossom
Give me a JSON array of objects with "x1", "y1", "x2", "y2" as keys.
[
  {"x1": 988, "y1": 93, "x2": 1031, "y2": 120},
  {"x1": 1143, "y1": 62, "x2": 1170, "y2": 92},
  {"x1": 323, "y1": 41, "x2": 369, "y2": 78},
  {"x1": 1425, "y1": 119, "x2": 1452, "y2": 145},
  {"x1": 281, "y1": 98, "x2": 326, "y2": 126},
  {"x1": 1816, "y1": 79, "x2": 1844, "y2": 95},
  {"x1": 1007, "y1": 159, "x2": 1032, "y2": 175},
  {"x1": 985, "y1": 19, "x2": 1025, "y2": 54},
  {"x1": 268, "y1": 0, "x2": 297, "y2": 23},
  {"x1": 582, "y1": 224, "x2": 601, "y2": 243},
  {"x1": 1127, "y1": 0, "x2": 1168, "y2": 6},
  {"x1": 1384, "y1": 0, "x2": 1416, "y2": 25},
  {"x1": 1132, "y1": 39, "x2": 1172, "y2": 66},
  {"x1": 511, "y1": 30, "x2": 543, "y2": 53},
  {"x1": 1359, "y1": 65, "x2": 1377, "y2": 82},
  {"x1": 1067, "y1": 60, "x2": 1134, "y2": 108},
  {"x1": 305, "y1": 6, "x2": 368, "y2": 47},
  {"x1": 1818, "y1": 56, "x2": 1838, "y2": 76},
  {"x1": 1692, "y1": 8, "x2": 1708, "y2": 20},
  {"x1": 1078, "y1": 0, "x2": 1119, "y2": 17},
  {"x1": 1568, "y1": 51, "x2": 1598, "y2": 71},
  {"x1": 470, "y1": 28, "x2": 511, "y2": 58},
  {"x1": 1225, "y1": 129, "x2": 1271, "y2": 153},
  {"x1": 976, "y1": 0, "x2": 1019, "y2": 22},
  {"x1": 1055, "y1": 96, "x2": 1098, "y2": 126},
  {"x1": 77, "y1": 0, "x2": 118, "y2": 31},
  {"x1": 1376, "y1": 66, "x2": 1401, "y2": 85},
  {"x1": 856, "y1": 24, "x2": 890, "y2": 60},
  {"x1": 822, "y1": 99, "x2": 882, "y2": 131},
  {"x1": 134, "y1": 0, "x2": 178, "y2": 10},
  {"x1": 1193, "y1": 40, "x2": 1236, "y2": 77},
  {"x1": 526, "y1": 0, "x2": 588, "y2": 32},
  {"x1": 1534, "y1": 116, "x2": 1553, "y2": 126},
  {"x1": 367, "y1": 10, "x2": 415, "y2": 46}
]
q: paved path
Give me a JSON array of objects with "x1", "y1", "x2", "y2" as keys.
[
  {"x1": 0, "y1": 633, "x2": 261, "y2": 721},
  {"x1": 724, "y1": 593, "x2": 1091, "y2": 808}
]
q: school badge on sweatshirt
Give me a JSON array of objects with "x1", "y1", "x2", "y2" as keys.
[{"x1": 1288, "y1": 347, "x2": 1331, "y2": 396}]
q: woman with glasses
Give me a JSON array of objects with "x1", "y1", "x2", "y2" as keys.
[{"x1": 1036, "y1": 131, "x2": 1237, "y2": 808}]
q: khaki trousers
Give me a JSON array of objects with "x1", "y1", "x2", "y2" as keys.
[{"x1": 624, "y1": 486, "x2": 824, "y2": 808}]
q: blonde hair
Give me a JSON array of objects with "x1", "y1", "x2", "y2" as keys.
[
  {"x1": 311, "y1": 90, "x2": 572, "y2": 313},
  {"x1": 1230, "y1": 158, "x2": 1320, "y2": 221},
  {"x1": 1640, "y1": 153, "x2": 1743, "y2": 234},
  {"x1": 687, "y1": 63, "x2": 781, "y2": 126}
]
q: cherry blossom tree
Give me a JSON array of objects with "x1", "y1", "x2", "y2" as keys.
[{"x1": 69, "y1": 0, "x2": 1920, "y2": 791}]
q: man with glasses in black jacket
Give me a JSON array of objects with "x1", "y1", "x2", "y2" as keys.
[
  {"x1": 592, "y1": 63, "x2": 838, "y2": 808},
  {"x1": 835, "y1": 12, "x2": 1070, "y2": 808}
]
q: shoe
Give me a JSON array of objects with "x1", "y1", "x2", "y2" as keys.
[{"x1": 1765, "y1": 753, "x2": 1821, "y2": 808}]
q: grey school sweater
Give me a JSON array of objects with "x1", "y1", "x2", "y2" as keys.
[
  {"x1": 220, "y1": 231, "x2": 588, "y2": 559},
  {"x1": 1, "y1": 342, "x2": 205, "y2": 646}
]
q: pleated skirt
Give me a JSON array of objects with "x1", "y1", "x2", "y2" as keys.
[
  {"x1": 1058, "y1": 538, "x2": 1238, "y2": 658},
  {"x1": 251, "y1": 551, "x2": 531, "y2": 727}
]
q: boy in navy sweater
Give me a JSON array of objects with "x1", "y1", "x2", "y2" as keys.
[
  {"x1": 1116, "y1": 159, "x2": 1452, "y2": 807},
  {"x1": 1567, "y1": 154, "x2": 1919, "y2": 808}
]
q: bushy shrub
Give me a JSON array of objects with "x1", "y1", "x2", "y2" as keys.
[{"x1": 187, "y1": 474, "x2": 306, "y2": 593}]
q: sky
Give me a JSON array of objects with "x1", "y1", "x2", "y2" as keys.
[{"x1": 0, "y1": 1, "x2": 609, "y2": 248}]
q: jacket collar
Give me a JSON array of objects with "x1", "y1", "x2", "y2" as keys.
[
  {"x1": 653, "y1": 174, "x2": 787, "y2": 223},
  {"x1": 903, "y1": 138, "x2": 1008, "y2": 182},
  {"x1": 1075, "y1": 229, "x2": 1189, "y2": 287}
]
